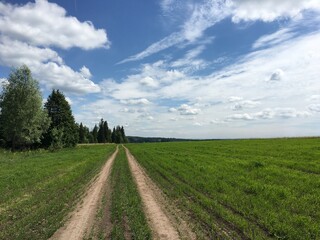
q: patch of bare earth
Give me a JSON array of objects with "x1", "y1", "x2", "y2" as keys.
[
  {"x1": 50, "y1": 147, "x2": 118, "y2": 240},
  {"x1": 125, "y1": 147, "x2": 196, "y2": 240}
]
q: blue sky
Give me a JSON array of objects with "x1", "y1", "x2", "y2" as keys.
[{"x1": 1, "y1": 0, "x2": 320, "y2": 138}]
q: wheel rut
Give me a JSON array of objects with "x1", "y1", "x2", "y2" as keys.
[
  {"x1": 124, "y1": 147, "x2": 195, "y2": 240},
  {"x1": 50, "y1": 146, "x2": 118, "y2": 240}
]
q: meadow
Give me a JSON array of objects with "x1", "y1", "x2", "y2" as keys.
[
  {"x1": 127, "y1": 138, "x2": 320, "y2": 239},
  {"x1": 0, "y1": 145, "x2": 116, "y2": 240}
]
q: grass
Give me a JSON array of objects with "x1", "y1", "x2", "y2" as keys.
[
  {"x1": 126, "y1": 138, "x2": 320, "y2": 239},
  {"x1": 0, "y1": 144, "x2": 116, "y2": 240},
  {"x1": 109, "y1": 146, "x2": 151, "y2": 239}
]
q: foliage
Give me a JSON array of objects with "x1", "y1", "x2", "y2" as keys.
[
  {"x1": 0, "y1": 65, "x2": 50, "y2": 149},
  {"x1": 0, "y1": 144, "x2": 116, "y2": 239},
  {"x1": 127, "y1": 138, "x2": 320, "y2": 240},
  {"x1": 110, "y1": 147, "x2": 151, "y2": 239},
  {"x1": 43, "y1": 89, "x2": 78, "y2": 148}
]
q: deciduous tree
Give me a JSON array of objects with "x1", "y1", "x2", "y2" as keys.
[{"x1": 0, "y1": 65, "x2": 50, "y2": 149}]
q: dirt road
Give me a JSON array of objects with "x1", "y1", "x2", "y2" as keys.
[
  {"x1": 125, "y1": 147, "x2": 195, "y2": 240},
  {"x1": 50, "y1": 147, "x2": 118, "y2": 240}
]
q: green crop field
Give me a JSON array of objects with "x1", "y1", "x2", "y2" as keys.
[
  {"x1": 127, "y1": 138, "x2": 320, "y2": 239},
  {"x1": 0, "y1": 144, "x2": 116, "y2": 240},
  {"x1": 109, "y1": 147, "x2": 151, "y2": 239}
]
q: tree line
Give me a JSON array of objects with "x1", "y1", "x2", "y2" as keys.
[{"x1": 0, "y1": 65, "x2": 128, "y2": 150}]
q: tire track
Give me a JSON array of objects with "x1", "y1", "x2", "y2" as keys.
[
  {"x1": 125, "y1": 147, "x2": 195, "y2": 240},
  {"x1": 50, "y1": 146, "x2": 118, "y2": 240}
]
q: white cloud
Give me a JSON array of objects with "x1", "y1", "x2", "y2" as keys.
[
  {"x1": 0, "y1": 1, "x2": 105, "y2": 95},
  {"x1": 0, "y1": 0, "x2": 109, "y2": 50},
  {"x1": 34, "y1": 62, "x2": 101, "y2": 94},
  {"x1": 80, "y1": 66, "x2": 92, "y2": 78},
  {"x1": 140, "y1": 77, "x2": 159, "y2": 88},
  {"x1": 228, "y1": 96, "x2": 243, "y2": 102},
  {"x1": 309, "y1": 104, "x2": 320, "y2": 112},
  {"x1": 121, "y1": 0, "x2": 320, "y2": 63},
  {"x1": 253, "y1": 29, "x2": 297, "y2": 49},
  {"x1": 231, "y1": 0, "x2": 320, "y2": 23},
  {"x1": 308, "y1": 95, "x2": 320, "y2": 101},
  {"x1": 65, "y1": 96, "x2": 73, "y2": 105},
  {"x1": 171, "y1": 45, "x2": 209, "y2": 72},
  {"x1": 121, "y1": 98, "x2": 151, "y2": 105},
  {"x1": 168, "y1": 107, "x2": 177, "y2": 113},
  {"x1": 0, "y1": 37, "x2": 63, "y2": 66},
  {"x1": 118, "y1": 32, "x2": 185, "y2": 64},
  {"x1": 228, "y1": 108, "x2": 311, "y2": 121},
  {"x1": 119, "y1": 0, "x2": 228, "y2": 63},
  {"x1": 231, "y1": 100, "x2": 260, "y2": 111},
  {"x1": 269, "y1": 69, "x2": 284, "y2": 81},
  {"x1": 177, "y1": 104, "x2": 201, "y2": 115}
]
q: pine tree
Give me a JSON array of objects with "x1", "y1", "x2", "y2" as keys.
[
  {"x1": 111, "y1": 127, "x2": 116, "y2": 143},
  {"x1": 97, "y1": 118, "x2": 105, "y2": 143},
  {"x1": 91, "y1": 125, "x2": 98, "y2": 143},
  {"x1": 103, "y1": 120, "x2": 109, "y2": 142},
  {"x1": 79, "y1": 123, "x2": 85, "y2": 143},
  {"x1": 43, "y1": 89, "x2": 78, "y2": 149}
]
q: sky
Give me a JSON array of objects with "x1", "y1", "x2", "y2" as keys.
[{"x1": 0, "y1": 0, "x2": 320, "y2": 139}]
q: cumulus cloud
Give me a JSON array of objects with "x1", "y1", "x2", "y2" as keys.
[
  {"x1": 0, "y1": 37, "x2": 63, "y2": 66},
  {"x1": 80, "y1": 66, "x2": 92, "y2": 78},
  {"x1": 140, "y1": 76, "x2": 159, "y2": 88},
  {"x1": 100, "y1": 61, "x2": 185, "y2": 100},
  {"x1": 0, "y1": 0, "x2": 106, "y2": 94},
  {"x1": 177, "y1": 104, "x2": 201, "y2": 115},
  {"x1": 34, "y1": 62, "x2": 101, "y2": 94},
  {"x1": 0, "y1": 0, "x2": 109, "y2": 49}
]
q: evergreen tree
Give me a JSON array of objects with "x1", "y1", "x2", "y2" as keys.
[
  {"x1": 83, "y1": 125, "x2": 90, "y2": 143},
  {"x1": 0, "y1": 65, "x2": 50, "y2": 149},
  {"x1": 107, "y1": 128, "x2": 112, "y2": 143},
  {"x1": 91, "y1": 125, "x2": 98, "y2": 143},
  {"x1": 79, "y1": 123, "x2": 85, "y2": 143},
  {"x1": 97, "y1": 118, "x2": 105, "y2": 143},
  {"x1": 43, "y1": 89, "x2": 78, "y2": 148},
  {"x1": 103, "y1": 120, "x2": 109, "y2": 142},
  {"x1": 120, "y1": 126, "x2": 128, "y2": 143},
  {"x1": 111, "y1": 127, "x2": 116, "y2": 143}
]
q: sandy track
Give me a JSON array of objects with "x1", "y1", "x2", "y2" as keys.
[
  {"x1": 125, "y1": 147, "x2": 195, "y2": 240},
  {"x1": 50, "y1": 147, "x2": 118, "y2": 240}
]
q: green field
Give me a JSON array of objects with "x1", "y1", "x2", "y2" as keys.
[
  {"x1": 127, "y1": 138, "x2": 320, "y2": 239},
  {"x1": 0, "y1": 145, "x2": 116, "y2": 240},
  {"x1": 109, "y1": 147, "x2": 151, "y2": 239}
]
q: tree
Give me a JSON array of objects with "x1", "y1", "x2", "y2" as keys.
[
  {"x1": 91, "y1": 125, "x2": 98, "y2": 143},
  {"x1": 79, "y1": 123, "x2": 85, "y2": 143},
  {"x1": 97, "y1": 118, "x2": 105, "y2": 143},
  {"x1": 43, "y1": 89, "x2": 78, "y2": 148},
  {"x1": 103, "y1": 120, "x2": 109, "y2": 142},
  {"x1": 0, "y1": 65, "x2": 50, "y2": 149},
  {"x1": 111, "y1": 127, "x2": 116, "y2": 143},
  {"x1": 120, "y1": 126, "x2": 128, "y2": 143}
]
